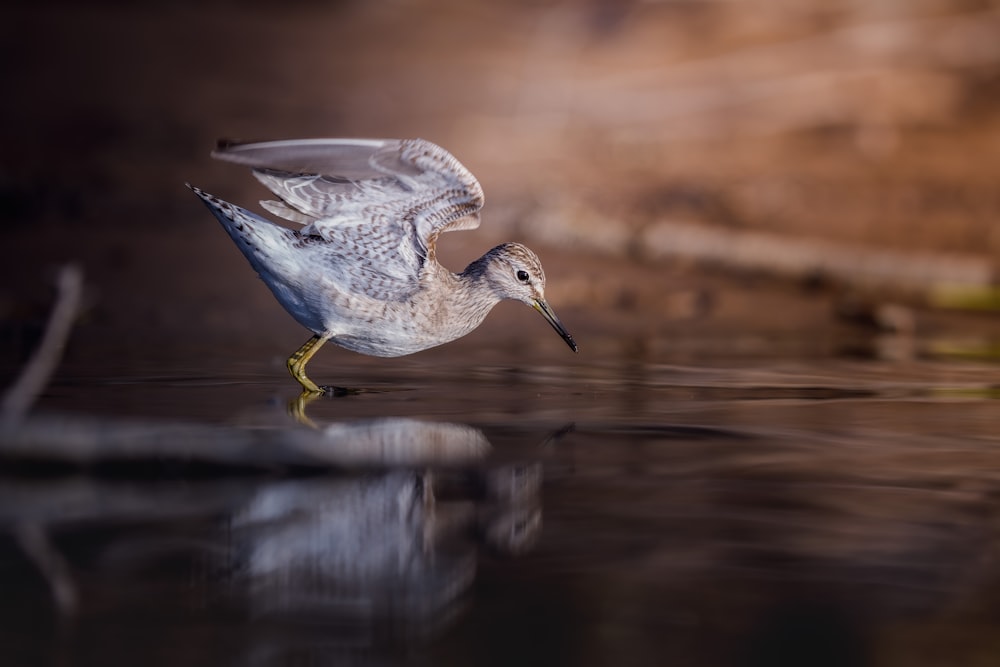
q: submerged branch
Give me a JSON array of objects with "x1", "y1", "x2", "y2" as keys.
[
  {"x1": 13, "y1": 522, "x2": 78, "y2": 616},
  {"x1": 0, "y1": 265, "x2": 83, "y2": 427}
]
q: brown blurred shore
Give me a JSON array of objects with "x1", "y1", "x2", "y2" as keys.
[{"x1": 2, "y1": 0, "x2": 999, "y2": 367}]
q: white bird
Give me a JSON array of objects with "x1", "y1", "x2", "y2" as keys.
[{"x1": 189, "y1": 137, "x2": 577, "y2": 394}]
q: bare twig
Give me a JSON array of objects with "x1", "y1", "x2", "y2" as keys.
[
  {"x1": 14, "y1": 521, "x2": 78, "y2": 616},
  {"x1": 0, "y1": 265, "x2": 83, "y2": 427}
]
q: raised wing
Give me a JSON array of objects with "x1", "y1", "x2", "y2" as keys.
[{"x1": 211, "y1": 138, "x2": 485, "y2": 263}]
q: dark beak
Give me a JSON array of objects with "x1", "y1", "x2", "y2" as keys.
[{"x1": 532, "y1": 299, "x2": 578, "y2": 352}]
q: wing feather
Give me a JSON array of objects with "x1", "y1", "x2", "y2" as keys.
[
  {"x1": 212, "y1": 137, "x2": 485, "y2": 248},
  {"x1": 212, "y1": 138, "x2": 411, "y2": 179},
  {"x1": 211, "y1": 137, "x2": 485, "y2": 297}
]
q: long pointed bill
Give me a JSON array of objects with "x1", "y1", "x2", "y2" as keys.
[{"x1": 532, "y1": 299, "x2": 578, "y2": 352}]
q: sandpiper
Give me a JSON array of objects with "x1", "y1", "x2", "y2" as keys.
[{"x1": 189, "y1": 137, "x2": 577, "y2": 394}]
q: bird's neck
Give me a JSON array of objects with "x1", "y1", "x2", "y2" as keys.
[
  {"x1": 458, "y1": 254, "x2": 499, "y2": 295},
  {"x1": 445, "y1": 257, "x2": 503, "y2": 329}
]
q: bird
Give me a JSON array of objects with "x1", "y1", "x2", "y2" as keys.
[{"x1": 188, "y1": 137, "x2": 577, "y2": 394}]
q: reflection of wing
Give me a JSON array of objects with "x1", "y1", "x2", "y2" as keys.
[
  {"x1": 231, "y1": 473, "x2": 479, "y2": 629},
  {"x1": 212, "y1": 138, "x2": 485, "y2": 267}
]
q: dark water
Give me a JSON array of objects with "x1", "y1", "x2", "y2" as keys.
[{"x1": 2, "y1": 350, "x2": 999, "y2": 667}]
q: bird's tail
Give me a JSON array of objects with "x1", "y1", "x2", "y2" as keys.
[{"x1": 187, "y1": 184, "x2": 302, "y2": 279}]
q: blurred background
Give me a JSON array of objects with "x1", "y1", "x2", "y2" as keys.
[
  {"x1": 4, "y1": 3, "x2": 1000, "y2": 666},
  {"x1": 3, "y1": 0, "x2": 1000, "y2": 367}
]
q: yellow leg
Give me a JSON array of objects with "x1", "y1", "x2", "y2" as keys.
[
  {"x1": 288, "y1": 391, "x2": 321, "y2": 428},
  {"x1": 286, "y1": 334, "x2": 328, "y2": 394}
]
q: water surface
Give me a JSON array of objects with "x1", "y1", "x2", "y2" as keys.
[{"x1": 2, "y1": 348, "x2": 998, "y2": 666}]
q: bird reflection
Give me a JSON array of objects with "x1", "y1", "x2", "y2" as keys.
[
  {"x1": 221, "y1": 416, "x2": 543, "y2": 642},
  {"x1": 219, "y1": 420, "x2": 543, "y2": 645},
  {"x1": 0, "y1": 414, "x2": 546, "y2": 657},
  {"x1": 229, "y1": 473, "x2": 475, "y2": 628}
]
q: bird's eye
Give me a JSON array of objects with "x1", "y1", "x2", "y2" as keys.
[{"x1": 516, "y1": 270, "x2": 530, "y2": 283}]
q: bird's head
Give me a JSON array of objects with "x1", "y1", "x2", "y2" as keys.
[{"x1": 474, "y1": 243, "x2": 578, "y2": 352}]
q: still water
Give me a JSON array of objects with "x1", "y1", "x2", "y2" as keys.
[{"x1": 1, "y1": 347, "x2": 999, "y2": 666}]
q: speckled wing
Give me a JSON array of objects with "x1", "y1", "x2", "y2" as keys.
[{"x1": 211, "y1": 139, "x2": 486, "y2": 287}]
